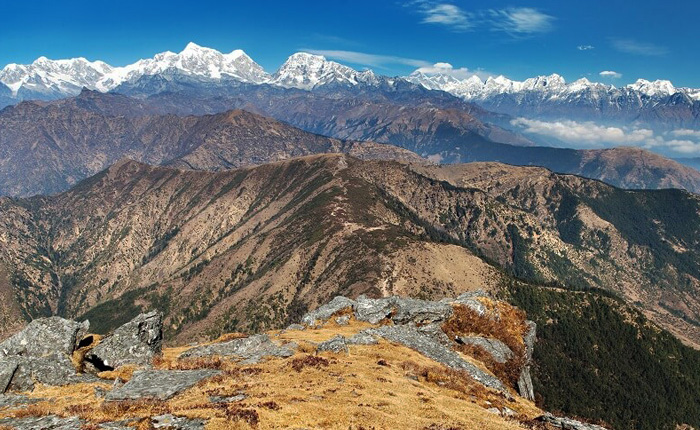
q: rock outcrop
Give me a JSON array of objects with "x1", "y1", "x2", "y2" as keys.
[
  {"x1": 0, "y1": 317, "x2": 88, "y2": 358},
  {"x1": 179, "y1": 334, "x2": 296, "y2": 364},
  {"x1": 85, "y1": 312, "x2": 163, "y2": 371},
  {"x1": 518, "y1": 321, "x2": 537, "y2": 401},
  {"x1": 0, "y1": 317, "x2": 90, "y2": 393},
  {"x1": 457, "y1": 336, "x2": 514, "y2": 364},
  {"x1": 105, "y1": 369, "x2": 220, "y2": 401}
]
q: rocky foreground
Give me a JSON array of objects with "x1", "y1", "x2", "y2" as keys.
[{"x1": 0, "y1": 292, "x2": 606, "y2": 429}]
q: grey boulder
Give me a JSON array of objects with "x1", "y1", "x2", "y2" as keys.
[
  {"x1": 179, "y1": 334, "x2": 295, "y2": 364},
  {"x1": 7, "y1": 353, "x2": 78, "y2": 392},
  {"x1": 456, "y1": 336, "x2": 514, "y2": 364},
  {"x1": 352, "y1": 295, "x2": 396, "y2": 324},
  {"x1": 347, "y1": 331, "x2": 379, "y2": 346},
  {"x1": 392, "y1": 298, "x2": 453, "y2": 325},
  {"x1": 301, "y1": 296, "x2": 355, "y2": 326},
  {"x1": 86, "y1": 312, "x2": 163, "y2": 371},
  {"x1": 538, "y1": 413, "x2": 608, "y2": 430},
  {"x1": 367, "y1": 325, "x2": 508, "y2": 393},
  {"x1": 152, "y1": 414, "x2": 206, "y2": 429},
  {"x1": 316, "y1": 335, "x2": 348, "y2": 354},
  {"x1": 0, "y1": 317, "x2": 88, "y2": 358},
  {"x1": 0, "y1": 415, "x2": 83, "y2": 430},
  {"x1": 106, "y1": 369, "x2": 220, "y2": 401}
]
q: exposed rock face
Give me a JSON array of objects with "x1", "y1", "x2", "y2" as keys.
[
  {"x1": 457, "y1": 336, "x2": 514, "y2": 364},
  {"x1": 151, "y1": 414, "x2": 206, "y2": 429},
  {"x1": 179, "y1": 334, "x2": 296, "y2": 364},
  {"x1": 517, "y1": 321, "x2": 537, "y2": 401},
  {"x1": 316, "y1": 335, "x2": 349, "y2": 354},
  {"x1": 301, "y1": 296, "x2": 355, "y2": 326},
  {"x1": 538, "y1": 413, "x2": 608, "y2": 430},
  {"x1": 0, "y1": 317, "x2": 90, "y2": 393},
  {"x1": 0, "y1": 415, "x2": 84, "y2": 430},
  {"x1": 0, "y1": 317, "x2": 88, "y2": 358},
  {"x1": 86, "y1": 312, "x2": 163, "y2": 370},
  {"x1": 105, "y1": 369, "x2": 220, "y2": 401},
  {"x1": 367, "y1": 325, "x2": 508, "y2": 393},
  {"x1": 300, "y1": 293, "x2": 514, "y2": 394},
  {"x1": 6, "y1": 353, "x2": 78, "y2": 392}
]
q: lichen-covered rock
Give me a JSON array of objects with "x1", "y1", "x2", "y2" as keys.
[
  {"x1": 105, "y1": 369, "x2": 220, "y2": 401},
  {"x1": 448, "y1": 292, "x2": 488, "y2": 316},
  {"x1": 347, "y1": 331, "x2": 379, "y2": 345},
  {"x1": 0, "y1": 317, "x2": 88, "y2": 358},
  {"x1": 0, "y1": 415, "x2": 84, "y2": 429},
  {"x1": 352, "y1": 295, "x2": 396, "y2": 324},
  {"x1": 86, "y1": 312, "x2": 163, "y2": 371},
  {"x1": 7, "y1": 353, "x2": 78, "y2": 392},
  {"x1": 518, "y1": 320, "x2": 537, "y2": 401},
  {"x1": 179, "y1": 334, "x2": 295, "y2": 364},
  {"x1": 334, "y1": 315, "x2": 351, "y2": 326},
  {"x1": 152, "y1": 414, "x2": 206, "y2": 429},
  {"x1": 301, "y1": 296, "x2": 355, "y2": 326},
  {"x1": 367, "y1": 325, "x2": 508, "y2": 393},
  {"x1": 538, "y1": 413, "x2": 608, "y2": 430},
  {"x1": 456, "y1": 336, "x2": 514, "y2": 364},
  {"x1": 284, "y1": 323, "x2": 305, "y2": 332},
  {"x1": 416, "y1": 323, "x2": 452, "y2": 347},
  {"x1": 316, "y1": 335, "x2": 348, "y2": 354},
  {"x1": 392, "y1": 298, "x2": 453, "y2": 325},
  {"x1": 0, "y1": 393, "x2": 41, "y2": 408},
  {"x1": 0, "y1": 359, "x2": 19, "y2": 392}
]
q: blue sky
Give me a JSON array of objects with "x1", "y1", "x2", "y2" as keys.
[{"x1": 1, "y1": 0, "x2": 698, "y2": 87}]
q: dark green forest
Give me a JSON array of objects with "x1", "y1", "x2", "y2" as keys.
[{"x1": 505, "y1": 283, "x2": 700, "y2": 430}]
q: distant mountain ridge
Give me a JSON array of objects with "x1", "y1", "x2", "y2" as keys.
[{"x1": 1, "y1": 90, "x2": 700, "y2": 196}]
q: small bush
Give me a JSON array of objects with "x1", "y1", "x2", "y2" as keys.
[{"x1": 290, "y1": 355, "x2": 329, "y2": 372}]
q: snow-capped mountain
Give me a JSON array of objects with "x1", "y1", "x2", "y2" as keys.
[
  {"x1": 270, "y1": 52, "x2": 380, "y2": 90},
  {"x1": 0, "y1": 43, "x2": 271, "y2": 100},
  {"x1": 0, "y1": 57, "x2": 113, "y2": 99},
  {"x1": 96, "y1": 42, "x2": 270, "y2": 90},
  {"x1": 405, "y1": 71, "x2": 700, "y2": 127},
  {"x1": 1, "y1": 43, "x2": 699, "y2": 129},
  {"x1": 406, "y1": 71, "x2": 700, "y2": 102}
]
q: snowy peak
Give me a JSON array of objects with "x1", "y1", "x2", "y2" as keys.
[
  {"x1": 0, "y1": 43, "x2": 271, "y2": 97},
  {"x1": 97, "y1": 43, "x2": 270, "y2": 90},
  {"x1": 0, "y1": 57, "x2": 114, "y2": 96},
  {"x1": 271, "y1": 52, "x2": 379, "y2": 90},
  {"x1": 627, "y1": 79, "x2": 676, "y2": 97}
]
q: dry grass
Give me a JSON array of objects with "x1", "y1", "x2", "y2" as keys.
[
  {"x1": 289, "y1": 355, "x2": 330, "y2": 372},
  {"x1": 97, "y1": 365, "x2": 138, "y2": 382}
]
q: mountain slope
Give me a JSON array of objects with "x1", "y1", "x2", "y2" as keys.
[
  {"x1": 0, "y1": 94, "x2": 421, "y2": 196},
  {"x1": 1, "y1": 155, "x2": 699, "y2": 349}
]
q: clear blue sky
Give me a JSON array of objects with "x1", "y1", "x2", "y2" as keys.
[{"x1": 1, "y1": 0, "x2": 698, "y2": 87}]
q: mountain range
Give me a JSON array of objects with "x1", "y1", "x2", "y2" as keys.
[
  {"x1": 1, "y1": 154, "x2": 698, "y2": 350},
  {"x1": 2, "y1": 89, "x2": 700, "y2": 197},
  {"x1": 2, "y1": 43, "x2": 699, "y2": 132}
]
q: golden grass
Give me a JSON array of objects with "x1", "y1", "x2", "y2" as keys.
[{"x1": 0, "y1": 320, "x2": 541, "y2": 429}]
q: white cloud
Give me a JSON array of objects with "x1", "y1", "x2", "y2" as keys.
[
  {"x1": 611, "y1": 39, "x2": 668, "y2": 56},
  {"x1": 671, "y1": 129, "x2": 700, "y2": 139},
  {"x1": 406, "y1": 2, "x2": 554, "y2": 35},
  {"x1": 414, "y1": 62, "x2": 494, "y2": 80},
  {"x1": 599, "y1": 70, "x2": 622, "y2": 79},
  {"x1": 421, "y1": 3, "x2": 472, "y2": 31},
  {"x1": 489, "y1": 8, "x2": 555, "y2": 34},
  {"x1": 511, "y1": 118, "x2": 652, "y2": 148},
  {"x1": 304, "y1": 49, "x2": 430, "y2": 68},
  {"x1": 511, "y1": 118, "x2": 700, "y2": 155},
  {"x1": 577, "y1": 45, "x2": 594, "y2": 51}
]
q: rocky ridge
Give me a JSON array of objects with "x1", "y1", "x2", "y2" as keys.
[{"x1": 0, "y1": 293, "x2": 606, "y2": 429}]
